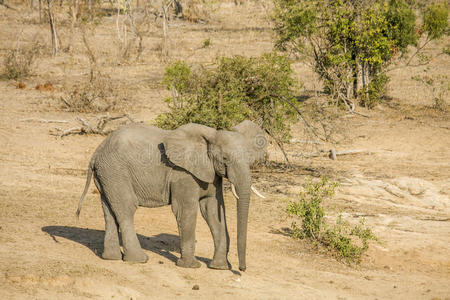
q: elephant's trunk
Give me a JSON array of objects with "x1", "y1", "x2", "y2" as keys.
[
  {"x1": 236, "y1": 189, "x2": 250, "y2": 271},
  {"x1": 228, "y1": 163, "x2": 251, "y2": 272}
]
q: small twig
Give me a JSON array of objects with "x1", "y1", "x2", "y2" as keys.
[
  {"x1": 295, "y1": 150, "x2": 327, "y2": 158},
  {"x1": 405, "y1": 35, "x2": 431, "y2": 67},
  {"x1": 264, "y1": 129, "x2": 290, "y2": 165},
  {"x1": 60, "y1": 96, "x2": 71, "y2": 108},
  {"x1": 290, "y1": 138, "x2": 324, "y2": 145},
  {"x1": 348, "y1": 110, "x2": 370, "y2": 118},
  {"x1": 295, "y1": 149, "x2": 369, "y2": 158},
  {"x1": 386, "y1": 35, "x2": 433, "y2": 73},
  {"x1": 75, "y1": 116, "x2": 91, "y2": 127},
  {"x1": 418, "y1": 217, "x2": 450, "y2": 222},
  {"x1": 20, "y1": 118, "x2": 68, "y2": 124},
  {"x1": 334, "y1": 149, "x2": 369, "y2": 156}
]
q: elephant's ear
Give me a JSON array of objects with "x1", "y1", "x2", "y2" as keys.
[
  {"x1": 163, "y1": 123, "x2": 216, "y2": 183},
  {"x1": 232, "y1": 120, "x2": 267, "y2": 164}
]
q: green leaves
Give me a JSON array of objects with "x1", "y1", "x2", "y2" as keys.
[
  {"x1": 386, "y1": 0, "x2": 418, "y2": 51},
  {"x1": 273, "y1": 0, "x2": 318, "y2": 52},
  {"x1": 287, "y1": 177, "x2": 377, "y2": 264},
  {"x1": 163, "y1": 60, "x2": 191, "y2": 94},
  {"x1": 423, "y1": 2, "x2": 449, "y2": 39},
  {"x1": 156, "y1": 53, "x2": 298, "y2": 142},
  {"x1": 272, "y1": 0, "x2": 448, "y2": 108}
]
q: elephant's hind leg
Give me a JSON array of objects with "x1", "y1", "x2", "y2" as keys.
[
  {"x1": 103, "y1": 183, "x2": 148, "y2": 263},
  {"x1": 101, "y1": 197, "x2": 122, "y2": 260},
  {"x1": 200, "y1": 196, "x2": 230, "y2": 270}
]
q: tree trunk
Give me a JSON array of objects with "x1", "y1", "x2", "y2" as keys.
[
  {"x1": 39, "y1": 0, "x2": 43, "y2": 22},
  {"x1": 364, "y1": 63, "x2": 370, "y2": 99},
  {"x1": 162, "y1": 0, "x2": 170, "y2": 59},
  {"x1": 67, "y1": 0, "x2": 78, "y2": 52},
  {"x1": 116, "y1": 0, "x2": 122, "y2": 42},
  {"x1": 356, "y1": 60, "x2": 363, "y2": 98},
  {"x1": 46, "y1": 0, "x2": 59, "y2": 56}
]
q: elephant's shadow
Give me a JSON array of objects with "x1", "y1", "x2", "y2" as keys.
[{"x1": 41, "y1": 226, "x2": 210, "y2": 266}]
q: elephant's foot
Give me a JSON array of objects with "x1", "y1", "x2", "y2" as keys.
[
  {"x1": 123, "y1": 250, "x2": 148, "y2": 263},
  {"x1": 176, "y1": 257, "x2": 201, "y2": 268},
  {"x1": 102, "y1": 248, "x2": 122, "y2": 261},
  {"x1": 209, "y1": 258, "x2": 230, "y2": 270}
]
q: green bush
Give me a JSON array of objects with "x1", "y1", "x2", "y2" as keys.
[
  {"x1": 155, "y1": 53, "x2": 298, "y2": 142},
  {"x1": 273, "y1": 0, "x2": 449, "y2": 108},
  {"x1": 287, "y1": 177, "x2": 337, "y2": 239},
  {"x1": 423, "y1": 2, "x2": 449, "y2": 39},
  {"x1": 386, "y1": 0, "x2": 418, "y2": 51},
  {"x1": 287, "y1": 177, "x2": 377, "y2": 264},
  {"x1": 359, "y1": 73, "x2": 390, "y2": 108}
]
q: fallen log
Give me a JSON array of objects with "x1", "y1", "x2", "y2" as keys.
[{"x1": 50, "y1": 114, "x2": 135, "y2": 138}]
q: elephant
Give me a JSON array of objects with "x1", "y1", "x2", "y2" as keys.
[{"x1": 76, "y1": 120, "x2": 267, "y2": 271}]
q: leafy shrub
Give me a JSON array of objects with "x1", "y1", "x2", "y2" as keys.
[
  {"x1": 423, "y1": 2, "x2": 449, "y2": 39},
  {"x1": 287, "y1": 177, "x2": 337, "y2": 239},
  {"x1": 155, "y1": 53, "x2": 298, "y2": 142},
  {"x1": 287, "y1": 177, "x2": 377, "y2": 263},
  {"x1": 273, "y1": 0, "x2": 449, "y2": 108},
  {"x1": 359, "y1": 73, "x2": 390, "y2": 109}
]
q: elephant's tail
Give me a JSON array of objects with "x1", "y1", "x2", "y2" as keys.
[{"x1": 76, "y1": 161, "x2": 94, "y2": 218}]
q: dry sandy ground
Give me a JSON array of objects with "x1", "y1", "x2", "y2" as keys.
[{"x1": 0, "y1": 1, "x2": 449, "y2": 299}]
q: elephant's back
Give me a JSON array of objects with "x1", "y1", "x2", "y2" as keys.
[
  {"x1": 93, "y1": 123, "x2": 171, "y2": 206},
  {"x1": 101, "y1": 124, "x2": 166, "y2": 154},
  {"x1": 111, "y1": 123, "x2": 167, "y2": 144}
]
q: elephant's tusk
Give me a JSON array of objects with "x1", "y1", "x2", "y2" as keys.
[
  {"x1": 231, "y1": 183, "x2": 239, "y2": 200},
  {"x1": 251, "y1": 185, "x2": 266, "y2": 199}
]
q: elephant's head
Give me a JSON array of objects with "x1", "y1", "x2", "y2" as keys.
[{"x1": 163, "y1": 120, "x2": 267, "y2": 271}]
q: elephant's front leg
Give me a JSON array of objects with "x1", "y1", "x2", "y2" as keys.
[
  {"x1": 171, "y1": 182, "x2": 201, "y2": 268},
  {"x1": 200, "y1": 195, "x2": 230, "y2": 270}
]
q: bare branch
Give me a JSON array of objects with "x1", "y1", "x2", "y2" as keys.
[
  {"x1": 20, "y1": 118, "x2": 68, "y2": 124},
  {"x1": 51, "y1": 114, "x2": 136, "y2": 138}
]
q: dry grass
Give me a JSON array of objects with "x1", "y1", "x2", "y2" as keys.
[
  {"x1": 60, "y1": 76, "x2": 130, "y2": 113},
  {"x1": 2, "y1": 39, "x2": 41, "y2": 80}
]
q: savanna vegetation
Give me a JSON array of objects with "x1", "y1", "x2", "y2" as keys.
[
  {"x1": 0, "y1": 0, "x2": 448, "y2": 279},
  {"x1": 273, "y1": 0, "x2": 449, "y2": 108}
]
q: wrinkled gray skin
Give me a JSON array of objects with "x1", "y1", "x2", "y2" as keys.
[{"x1": 77, "y1": 120, "x2": 266, "y2": 271}]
